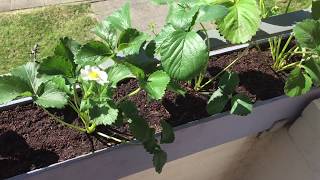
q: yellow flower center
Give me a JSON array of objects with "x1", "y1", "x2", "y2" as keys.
[{"x1": 88, "y1": 71, "x2": 99, "y2": 79}]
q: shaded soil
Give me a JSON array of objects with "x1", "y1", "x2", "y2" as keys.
[
  {"x1": 0, "y1": 46, "x2": 290, "y2": 179},
  {"x1": 0, "y1": 105, "x2": 112, "y2": 179},
  {"x1": 207, "y1": 48, "x2": 287, "y2": 101}
]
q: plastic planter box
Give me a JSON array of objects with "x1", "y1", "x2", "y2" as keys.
[{"x1": 5, "y1": 10, "x2": 318, "y2": 180}]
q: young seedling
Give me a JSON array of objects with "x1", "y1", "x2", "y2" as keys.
[
  {"x1": 268, "y1": 34, "x2": 299, "y2": 72},
  {"x1": 259, "y1": 0, "x2": 280, "y2": 18},
  {"x1": 206, "y1": 71, "x2": 253, "y2": 116},
  {"x1": 284, "y1": 18, "x2": 320, "y2": 97},
  {"x1": 272, "y1": 1, "x2": 320, "y2": 97}
]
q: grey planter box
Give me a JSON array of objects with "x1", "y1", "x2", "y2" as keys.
[{"x1": 5, "y1": 10, "x2": 318, "y2": 180}]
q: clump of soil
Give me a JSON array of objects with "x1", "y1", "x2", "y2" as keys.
[{"x1": 0, "y1": 46, "x2": 288, "y2": 179}]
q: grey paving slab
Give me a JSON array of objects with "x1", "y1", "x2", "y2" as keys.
[
  {"x1": 0, "y1": 0, "x2": 11, "y2": 12},
  {"x1": 11, "y1": 0, "x2": 44, "y2": 10},
  {"x1": 0, "y1": 0, "x2": 96, "y2": 12},
  {"x1": 92, "y1": 0, "x2": 168, "y2": 32},
  {"x1": 44, "y1": 0, "x2": 91, "y2": 5}
]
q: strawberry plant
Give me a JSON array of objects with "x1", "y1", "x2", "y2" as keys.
[
  {"x1": 0, "y1": 3, "x2": 173, "y2": 173},
  {"x1": 0, "y1": 0, "x2": 262, "y2": 173},
  {"x1": 207, "y1": 71, "x2": 253, "y2": 116},
  {"x1": 282, "y1": 1, "x2": 320, "y2": 97},
  {"x1": 152, "y1": 0, "x2": 261, "y2": 91},
  {"x1": 268, "y1": 34, "x2": 299, "y2": 72},
  {"x1": 284, "y1": 19, "x2": 320, "y2": 97}
]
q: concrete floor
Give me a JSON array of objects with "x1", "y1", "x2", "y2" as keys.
[
  {"x1": 0, "y1": 0, "x2": 102, "y2": 12},
  {"x1": 91, "y1": 0, "x2": 168, "y2": 32},
  {"x1": 0, "y1": 0, "x2": 168, "y2": 33}
]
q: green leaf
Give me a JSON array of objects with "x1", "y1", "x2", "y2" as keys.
[
  {"x1": 49, "y1": 76, "x2": 71, "y2": 94},
  {"x1": 39, "y1": 56, "x2": 75, "y2": 78},
  {"x1": 55, "y1": 37, "x2": 80, "y2": 60},
  {"x1": 143, "y1": 70, "x2": 170, "y2": 100},
  {"x1": 230, "y1": 94, "x2": 252, "y2": 116},
  {"x1": 107, "y1": 63, "x2": 135, "y2": 88},
  {"x1": 106, "y1": 2, "x2": 131, "y2": 31},
  {"x1": 151, "y1": 0, "x2": 170, "y2": 5},
  {"x1": 11, "y1": 62, "x2": 46, "y2": 94},
  {"x1": 130, "y1": 116, "x2": 154, "y2": 143},
  {"x1": 124, "y1": 52, "x2": 158, "y2": 73},
  {"x1": 0, "y1": 76, "x2": 30, "y2": 104},
  {"x1": 219, "y1": 71, "x2": 239, "y2": 95},
  {"x1": 160, "y1": 121, "x2": 175, "y2": 144},
  {"x1": 35, "y1": 81, "x2": 68, "y2": 108},
  {"x1": 294, "y1": 19, "x2": 320, "y2": 54},
  {"x1": 90, "y1": 102, "x2": 119, "y2": 126},
  {"x1": 93, "y1": 20, "x2": 118, "y2": 49},
  {"x1": 312, "y1": 0, "x2": 320, "y2": 20},
  {"x1": 217, "y1": 0, "x2": 261, "y2": 43},
  {"x1": 302, "y1": 58, "x2": 320, "y2": 85},
  {"x1": 196, "y1": 5, "x2": 228, "y2": 23},
  {"x1": 98, "y1": 86, "x2": 114, "y2": 101},
  {"x1": 119, "y1": 100, "x2": 139, "y2": 119},
  {"x1": 119, "y1": 101, "x2": 152, "y2": 142},
  {"x1": 153, "y1": 149, "x2": 167, "y2": 173},
  {"x1": 142, "y1": 128, "x2": 158, "y2": 153},
  {"x1": 146, "y1": 41, "x2": 156, "y2": 58},
  {"x1": 166, "y1": 2, "x2": 199, "y2": 30},
  {"x1": 154, "y1": 25, "x2": 176, "y2": 51},
  {"x1": 284, "y1": 67, "x2": 312, "y2": 97},
  {"x1": 118, "y1": 28, "x2": 149, "y2": 55},
  {"x1": 80, "y1": 98, "x2": 92, "y2": 112},
  {"x1": 98, "y1": 58, "x2": 115, "y2": 70},
  {"x1": 75, "y1": 41, "x2": 112, "y2": 66},
  {"x1": 123, "y1": 62, "x2": 146, "y2": 80},
  {"x1": 119, "y1": 100, "x2": 167, "y2": 174},
  {"x1": 167, "y1": 81, "x2": 186, "y2": 96},
  {"x1": 143, "y1": 136, "x2": 158, "y2": 153},
  {"x1": 186, "y1": 0, "x2": 232, "y2": 6},
  {"x1": 207, "y1": 88, "x2": 229, "y2": 115},
  {"x1": 160, "y1": 30, "x2": 208, "y2": 80}
]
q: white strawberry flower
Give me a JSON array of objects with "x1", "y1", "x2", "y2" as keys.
[{"x1": 80, "y1": 65, "x2": 109, "y2": 85}]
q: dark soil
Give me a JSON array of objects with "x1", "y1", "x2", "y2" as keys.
[
  {"x1": 0, "y1": 105, "x2": 113, "y2": 179},
  {"x1": 207, "y1": 47, "x2": 287, "y2": 101},
  {"x1": 0, "y1": 46, "x2": 290, "y2": 179}
]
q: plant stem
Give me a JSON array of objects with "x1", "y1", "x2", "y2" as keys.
[
  {"x1": 199, "y1": 48, "x2": 249, "y2": 90},
  {"x1": 277, "y1": 62, "x2": 299, "y2": 72},
  {"x1": 96, "y1": 131, "x2": 123, "y2": 143},
  {"x1": 73, "y1": 83, "x2": 80, "y2": 109},
  {"x1": 194, "y1": 73, "x2": 204, "y2": 91},
  {"x1": 277, "y1": 57, "x2": 309, "y2": 72},
  {"x1": 259, "y1": 0, "x2": 267, "y2": 18},
  {"x1": 285, "y1": 0, "x2": 293, "y2": 13},
  {"x1": 83, "y1": 82, "x2": 94, "y2": 99},
  {"x1": 68, "y1": 100, "x2": 81, "y2": 114},
  {"x1": 42, "y1": 107, "x2": 86, "y2": 133},
  {"x1": 117, "y1": 87, "x2": 141, "y2": 103},
  {"x1": 68, "y1": 100, "x2": 90, "y2": 130},
  {"x1": 292, "y1": 51, "x2": 315, "y2": 54},
  {"x1": 194, "y1": 23, "x2": 211, "y2": 91},
  {"x1": 106, "y1": 127, "x2": 132, "y2": 140},
  {"x1": 128, "y1": 87, "x2": 141, "y2": 97},
  {"x1": 200, "y1": 23, "x2": 210, "y2": 51}
]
